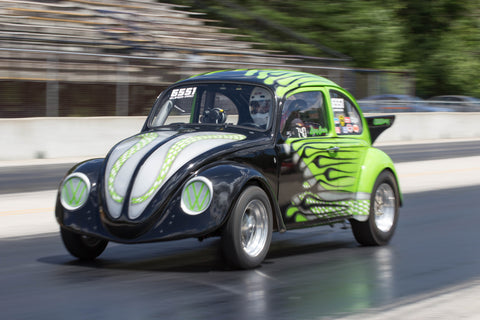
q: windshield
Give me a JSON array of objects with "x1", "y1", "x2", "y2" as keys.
[{"x1": 149, "y1": 83, "x2": 274, "y2": 130}]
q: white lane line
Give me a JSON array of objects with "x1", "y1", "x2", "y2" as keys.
[
  {"x1": 0, "y1": 190, "x2": 58, "y2": 238},
  {"x1": 395, "y1": 156, "x2": 480, "y2": 194}
]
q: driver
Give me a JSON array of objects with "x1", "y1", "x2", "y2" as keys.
[{"x1": 249, "y1": 87, "x2": 272, "y2": 126}]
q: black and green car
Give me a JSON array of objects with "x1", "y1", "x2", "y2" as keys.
[{"x1": 56, "y1": 69, "x2": 401, "y2": 269}]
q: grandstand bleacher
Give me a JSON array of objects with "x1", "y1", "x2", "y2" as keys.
[{"x1": 0, "y1": 0, "x2": 348, "y2": 117}]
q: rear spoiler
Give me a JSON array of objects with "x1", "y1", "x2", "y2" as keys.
[{"x1": 365, "y1": 115, "x2": 395, "y2": 144}]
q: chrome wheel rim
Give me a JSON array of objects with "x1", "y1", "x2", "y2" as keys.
[
  {"x1": 241, "y1": 199, "x2": 268, "y2": 257},
  {"x1": 374, "y1": 183, "x2": 396, "y2": 232}
]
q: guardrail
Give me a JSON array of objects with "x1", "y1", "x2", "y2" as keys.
[{"x1": 2, "y1": 113, "x2": 480, "y2": 161}]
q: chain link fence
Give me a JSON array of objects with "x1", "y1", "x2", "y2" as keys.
[{"x1": 0, "y1": 47, "x2": 415, "y2": 118}]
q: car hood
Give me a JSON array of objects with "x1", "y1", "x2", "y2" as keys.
[{"x1": 103, "y1": 130, "x2": 247, "y2": 220}]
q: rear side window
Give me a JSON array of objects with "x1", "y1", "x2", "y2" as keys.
[
  {"x1": 330, "y1": 90, "x2": 363, "y2": 135},
  {"x1": 281, "y1": 90, "x2": 327, "y2": 138}
]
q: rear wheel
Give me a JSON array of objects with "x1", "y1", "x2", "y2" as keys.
[
  {"x1": 60, "y1": 227, "x2": 108, "y2": 260},
  {"x1": 351, "y1": 171, "x2": 399, "y2": 246},
  {"x1": 221, "y1": 186, "x2": 273, "y2": 269}
]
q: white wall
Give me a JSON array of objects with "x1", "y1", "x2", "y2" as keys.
[
  {"x1": 1, "y1": 113, "x2": 479, "y2": 161},
  {"x1": 375, "y1": 112, "x2": 480, "y2": 143},
  {"x1": 1, "y1": 117, "x2": 145, "y2": 161}
]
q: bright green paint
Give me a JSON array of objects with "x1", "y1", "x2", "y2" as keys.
[
  {"x1": 373, "y1": 118, "x2": 391, "y2": 126},
  {"x1": 287, "y1": 137, "x2": 365, "y2": 193},
  {"x1": 356, "y1": 148, "x2": 402, "y2": 204},
  {"x1": 243, "y1": 69, "x2": 338, "y2": 97},
  {"x1": 284, "y1": 137, "x2": 372, "y2": 222}
]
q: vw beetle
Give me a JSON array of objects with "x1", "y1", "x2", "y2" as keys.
[{"x1": 56, "y1": 69, "x2": 401, "y2": 269}]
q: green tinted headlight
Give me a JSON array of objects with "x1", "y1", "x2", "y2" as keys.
[
  {"x1": 60, "y1": 173, "x2": 91, "y2": 211},
  {"x1": 181, "y1": 177, "x2": 213, "y2": 215}
]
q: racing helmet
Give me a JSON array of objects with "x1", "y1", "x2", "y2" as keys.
[{"x1": 249, "y1": 87, "x2": 272, "y2": 126}]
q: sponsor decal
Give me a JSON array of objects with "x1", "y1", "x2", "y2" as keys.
[
  {"x1": 353, "y1": 125, "x2": 360, "y2": 133},
  {"x1": 335, "y1": 126, "x2": 341, "y2": 134},
  {"x1": 296, "y1": 126, "x2": 308, "y2": 138},
  {"x1": 309, "y1": 125, "x2": 328, "y2": 136},
  {"x1": 339, "y1": 115, "x2": 345, "y2": 127},
  {"x1": 334, "y1": 117, "x2": 340, "y2": 124},
  {"x1": 347, "y1": 124, "x2": 353, "y2": 133},
  {"x1": 170, "y1": 87, "x2": 197, "y2": 99},
  {"x1": 373, "y1": 118, "x2": 391, "y2": 126},
  {"x1": 344, "y1": 117, "x2": 351, "y2": 124},
  {"x1": 331, "y1": 98, "x2": 344, "y2": 112}
]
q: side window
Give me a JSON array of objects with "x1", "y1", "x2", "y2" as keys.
[
  {"x1": 248, "y1": 86, "x2": 273, "y2": 129},
  {"x1": 281, "y1": 90, "x2": 327, "y2": 138},
  {"x1": 330, "y1": 90, "x2": 363, "y2": 135}
]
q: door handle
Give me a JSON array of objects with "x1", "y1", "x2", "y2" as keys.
[{"x1": 327, "y1": 146, "x2": 340, "y2": 153}]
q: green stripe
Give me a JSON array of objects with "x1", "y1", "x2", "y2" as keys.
[
  {"x1": 107, "y1": 132, "x2": 159, "y2": 203},
  {"x1": 131, "y1": 134, "x2": 245, "y2": 204}
]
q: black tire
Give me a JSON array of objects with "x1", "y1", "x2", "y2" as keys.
[
  {"x1": 60, "y1": 227, "x2": 108, "y2": 260},
  {"x1": 221, "y1": 186, "x2": 273, "y2": 269},
  {"x1": 350, "y1": 170, "x2": 399, "y2": 246}
]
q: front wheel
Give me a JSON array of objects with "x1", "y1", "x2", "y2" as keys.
[
  {"x1": 221, "y1": 186, "x2": 273, "y2": 269},
  {"x1": 60, "y1": 227, "x2": 108, "y2": 260},
  {"x1": 350, "y1": 170, "x2": 399, "y2": 246}
]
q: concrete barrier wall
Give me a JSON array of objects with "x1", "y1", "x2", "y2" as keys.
[
  {"x1": 1, "y1": 117, "x2": 146, "y2": 161},
  {"x1": 2, "y1": 113, "x2": 480, "y2": 161},
  {"x1": 375, "y1": 112, "x2": 480, "y2": 143}
]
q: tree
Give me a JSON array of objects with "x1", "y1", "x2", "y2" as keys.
[{"x1": 161, "y1": 0, "x2": 480, "y2": 97}]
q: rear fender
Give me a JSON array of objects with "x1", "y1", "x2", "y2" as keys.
[{"x1": 356, "y1": 148, "x2": 403, "y2": 205}]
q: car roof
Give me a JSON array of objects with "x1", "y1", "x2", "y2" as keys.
[{"x1": 176, "y1": 69, "x2": 341, "y2": 98}]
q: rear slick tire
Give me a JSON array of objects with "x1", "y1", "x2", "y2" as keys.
[
  {"x1": 221, "y1": 186, "x2": 273, "y2": 269},
  {"x1": 350, "y1": 170, "x2": 399, "y2": 246}
]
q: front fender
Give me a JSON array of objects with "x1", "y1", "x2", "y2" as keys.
[
  {"x1": 197, "y1": 162, "x2": 285, "y2": 233},
  {"x1": 55, "y1": 158, "x2": 104, "y2": 232},
  {"x1": 357, "y1": 148, "x2": 403, "y2": 205},
  {"x1": 150, "y1": 162, "x2": 285, "y2": 241}
]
